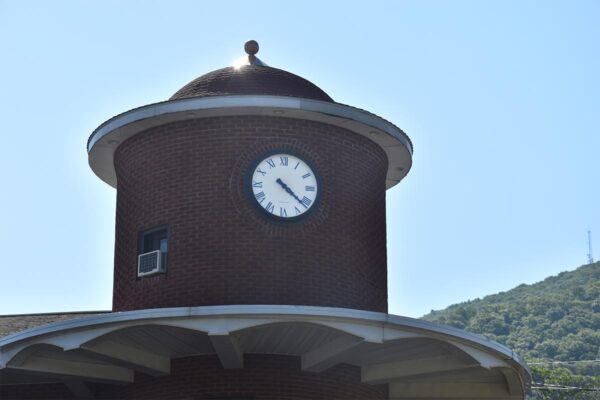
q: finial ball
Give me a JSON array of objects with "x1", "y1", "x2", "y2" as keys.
[{"x1": 244, "y1": 40, "x2": 259, "y2": 55}]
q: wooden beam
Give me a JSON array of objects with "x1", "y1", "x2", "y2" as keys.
[
  {"x1": 63, "y1": 379, "x2": 95, "y2": 399},
  {"x1": 362, "y1": 356, "x2": 475, "y2": 385},
  {"x1": 501, "y1": 368, "x2": 524, "y2": 396},
  {"x1": 209, "y1": 334, "x2": 243, "y2": 369},
  {"x1": 301, "y1": 337, "x2": 367, "y2": 372},
  {"x1": 79, "y1": 340, "x2": 170, "y2": 376},
  {"x1": 8, "y1": 355, "x2": 133, "y2": 384},
  {"x1": 450, "y1": 342, "x2": 509, "y2": 369},
  {"x1": 2, "y1": 345, "x2": 40, "y2": 367}
]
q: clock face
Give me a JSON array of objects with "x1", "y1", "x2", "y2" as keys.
[{"x1": 250, "y1": 153, "x2": 319, "y2": 219}]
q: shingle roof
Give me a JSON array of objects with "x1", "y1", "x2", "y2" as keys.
[
  {"x1": 170, "y1": 65, "x2": 333, "y2": 102},
  {"x1": 0, "y1": 311, "x2": 109, "y2": 339}
]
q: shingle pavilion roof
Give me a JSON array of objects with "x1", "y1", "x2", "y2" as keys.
[
  {"x1": 170, "y1": 65, "x2": 333, "y2": 102},
  {"x1": 170, "y1": 40, "x2": 333, "y2": 102},
  {"x1": 0, "y1": 311, "x2": 108, "y2": 338}
]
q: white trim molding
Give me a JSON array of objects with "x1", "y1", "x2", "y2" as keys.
[{"x1": 87, "y1": 96, "x2": 413, "y2": 189}]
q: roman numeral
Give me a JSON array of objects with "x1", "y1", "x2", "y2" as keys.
[
  {"x1": 252, "y1": 181, "x2": 263, "y2": 188},
  {"x1": 294, "y1": 161, "x2": 300, "y2": 170},
  {"x1": 256, "y1": 168, "x2": 267, "y2": 176},
  {"x1": 266, "y1": 159, "x2": 276, "y2": 169},
  {"x1": 302, "y1": 173, "x2": 312, "y2": 179},
  {"x1": 255, "y1": 192, "x2": 265, "y2": 203},
  {"x1": 301, "y1": 196, "x2": 312, "y2": 208},
  {"x1": 280, "y1": 156, "x2": 288, "y2": 166},
  {"x1": 279, "y1": 207, "x2": 288, "y2": 217},
  {"x1": 265, "y1": 201, "x2": 275, "y2": 213},
  {"x1": 305, "y1": 186, "x2": 315, "y2": 192},
  {"x1": 294, "y1": 206, "x2": 302, "y2": 215}
]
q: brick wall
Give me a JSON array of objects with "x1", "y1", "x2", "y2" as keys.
[
  {"x1": 0, "y1": 355, "x2": 387, "y2": 400},
  {"x1": 95, "y1": 354, "x2": 388, "y2": 399},
  {"x1": 0, "y1": 382, "x2": 75, "y2": 399},
  {"x1": 113, "y1": 116, "x2": 389, "y2": 312}
]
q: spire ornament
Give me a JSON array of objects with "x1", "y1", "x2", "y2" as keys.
[{"x1": 233, "y1": 40, "x2": 266, "y2": 68}]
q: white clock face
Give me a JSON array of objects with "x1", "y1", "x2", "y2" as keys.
[{"x1": 250, "y1": 153, "x2": 318, "y2": 219}]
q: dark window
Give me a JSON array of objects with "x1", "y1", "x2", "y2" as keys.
[{"x1": 139, "y1": 226, "x2": 168, "y2": 271}]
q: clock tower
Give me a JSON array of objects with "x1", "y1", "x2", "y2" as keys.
[
  {"x1": 91, "y1": 41, "x2": 413, "y2": 313},
  {"x1": 0, "y1": 41, "x2": 530, "y2": 400}
]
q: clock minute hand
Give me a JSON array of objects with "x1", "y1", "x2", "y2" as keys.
[{"x1": 276, "y1": 178, "x2": 305, "y2": 206}]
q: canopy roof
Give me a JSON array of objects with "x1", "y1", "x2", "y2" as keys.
[{"x1": 0, "y1": 305, "x2": 530, "y2": 399}]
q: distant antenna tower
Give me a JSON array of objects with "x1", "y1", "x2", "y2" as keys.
[{"x1": 588, "y1": 230, "x2": 594, "y2": 264}]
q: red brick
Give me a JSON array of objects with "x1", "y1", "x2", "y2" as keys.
[
  {"x1": 112, "y1": 116, "x2": 389, "y2": 312},
  {"x1": 95, "y1": 354, "x2": 388, "y2": 400}
]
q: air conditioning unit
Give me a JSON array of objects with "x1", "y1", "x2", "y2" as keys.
[{"x1": 137, "y1": 250, "x2": 165, "y2": 277}]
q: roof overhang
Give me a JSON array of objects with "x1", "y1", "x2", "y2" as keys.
[
  {"x1": 0, "y1": 305, "x2": 530, "y2": 399},
  {"x1": 87, "y1": 95, "x2": 413, "y2": 189}
]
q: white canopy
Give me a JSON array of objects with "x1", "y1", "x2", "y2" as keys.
[{"x1": 0, "y1": 305, "x2": 530, "y2": 399}]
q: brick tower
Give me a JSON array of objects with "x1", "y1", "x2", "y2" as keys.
[
  {"x1": 0, "y1": 41, "x2": 530, "y2": 400},
  {"x1": 106, "y1": 42, "x2": 405, "y2": 314}
]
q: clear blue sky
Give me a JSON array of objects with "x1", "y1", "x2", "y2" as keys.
[{"x1": 1, "y1": 0, "x2": 598, "y2": 317}]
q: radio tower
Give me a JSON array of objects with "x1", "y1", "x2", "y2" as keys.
[{"x1": 588, "y1": 230, "x2": 594, "y2": 264}]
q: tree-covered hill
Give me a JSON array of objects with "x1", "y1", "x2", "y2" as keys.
[{"x1": 422, "y1": 262, "x2": 600, "y2": 398}]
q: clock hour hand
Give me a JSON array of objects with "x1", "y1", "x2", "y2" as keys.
[{"x1": 276, "y1": 178, "x2": 306, "y2": 207}]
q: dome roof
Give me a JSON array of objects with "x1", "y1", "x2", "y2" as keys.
[
  {"x1": 170, "y1": 41, "x2": 333, "y2": 102},
  {"x1": 170, "y1": 65, "x2": 333, "y2": 102}
]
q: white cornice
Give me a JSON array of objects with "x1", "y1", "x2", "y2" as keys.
[{"x1": 87, "y1": 95, "x2": 413, "y2": 189}]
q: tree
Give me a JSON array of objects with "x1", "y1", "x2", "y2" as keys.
[{"x1": 528, "y1": 365, "x2": 600, "y2": 400}]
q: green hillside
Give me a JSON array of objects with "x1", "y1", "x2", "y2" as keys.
[{"x1": 422, "y1": 262, "x2": 600, "y2": 399}]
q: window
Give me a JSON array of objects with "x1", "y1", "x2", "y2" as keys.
[{"x1": 138, "y1": 226, "x2": 168, "y2": 276}]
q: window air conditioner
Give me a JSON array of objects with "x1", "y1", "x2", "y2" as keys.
[{"x1": 137, "y1": 250, "x2": 165, "y2": 277}]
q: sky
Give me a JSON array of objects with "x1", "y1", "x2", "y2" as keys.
[{"x1": 0, "y1": 0, "x2": 598, "y2": 318}]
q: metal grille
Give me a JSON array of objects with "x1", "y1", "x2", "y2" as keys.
[{"x1": 138, "y1": 250, "x2": 162, "y2": 276}]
